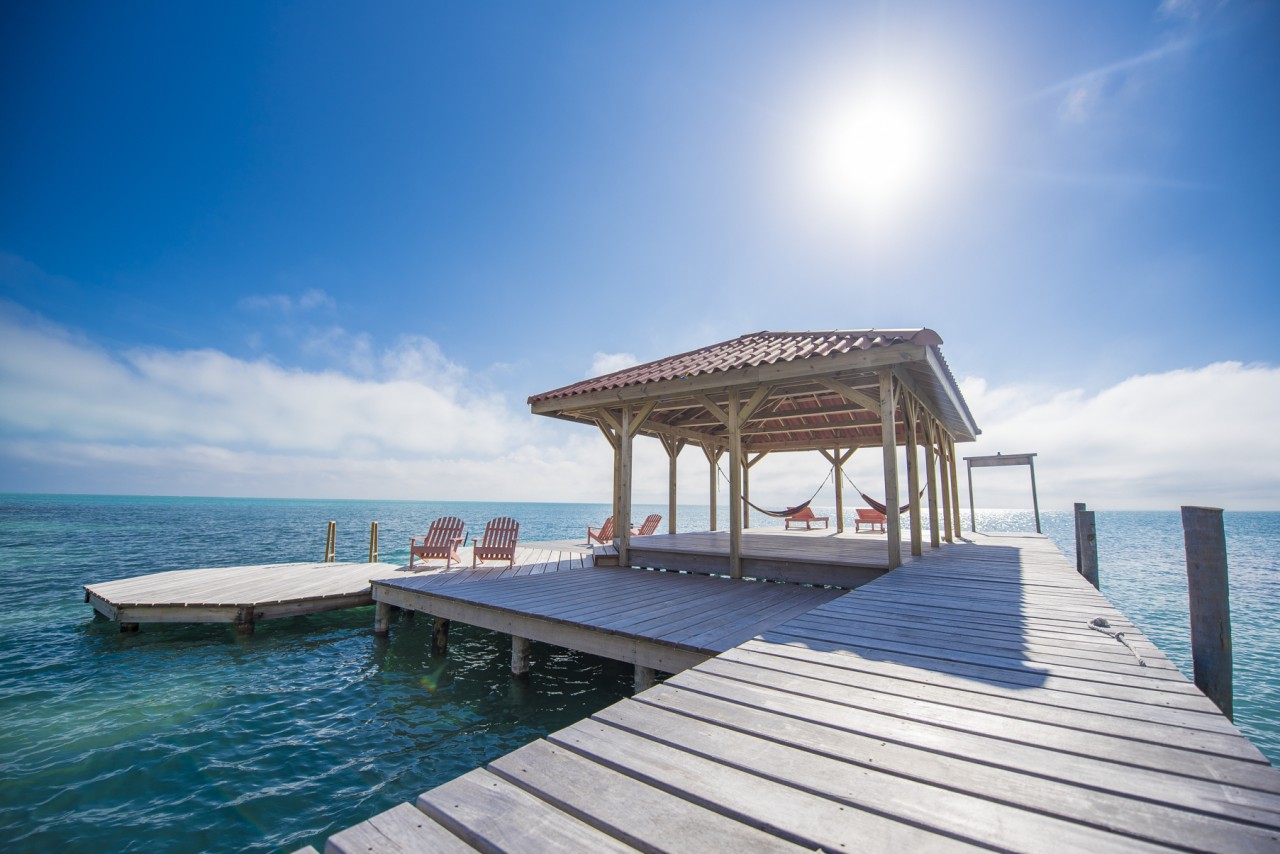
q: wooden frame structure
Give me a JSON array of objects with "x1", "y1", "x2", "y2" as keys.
[
  {"x1": 964, "y1": 452, "x2": 1042, "y2": 534},
  {"x1": 529, "y1": 330, "x2": 979, "y2": 574}
]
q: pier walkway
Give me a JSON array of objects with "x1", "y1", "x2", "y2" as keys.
[{"x1": 323, "y1": 532, "x2": 1280, "y2": 852}]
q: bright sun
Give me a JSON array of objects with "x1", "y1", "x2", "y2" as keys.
[{"x1": 799, "y1": 83, "x2": 943, "y2": 225}]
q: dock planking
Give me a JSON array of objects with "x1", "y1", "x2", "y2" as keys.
[
  {"x1": 319, "y1": 532, "x2": 1280, "y2": 852},
  {"x1": 83, "y1": 543, "x2": 592, "y2": 629}
]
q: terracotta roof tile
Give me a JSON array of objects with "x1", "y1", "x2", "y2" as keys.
[{"x1": 528, "y1": 329, "x2": 943, "y2": 403}]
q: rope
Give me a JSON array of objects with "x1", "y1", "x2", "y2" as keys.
[
  {"x1": 717, "y1": 464, "x2": 833, "y2": 518},
  {"x1": 1087, "y1": 617, "x2": 1147, "y2": 667}
]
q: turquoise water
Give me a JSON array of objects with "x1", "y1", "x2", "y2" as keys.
[{"x1": 0, "y1": 495, "x2": 1276, "y2": 852}]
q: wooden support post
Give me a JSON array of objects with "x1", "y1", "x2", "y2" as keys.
[
  {"x1": 324, "y1": 520, "x2": 336, "y2": 563},
  {"x1": 373, "y1": 601, "x2": 391, "y2": 636},
  {"x1": 618, "y1": 406, "x2": 634, "y2": 567},
  {"x1": 634, "y1": 665, "x2": 656, "y2": 693},
  {"x1": 949, "y1": 437, "x2": 962, "y2": 536},
  {"x1": 966, "y1": 457, "x2": 977, "y2": 533},
  {"x1": 924, "y1": 417, "x2": 940, "y2": 549},
  {"x1": 1078, "y1": 510, "x2": 1099, "y2": 589},
  {"x1": 879, "y1": 371, "x2": 901, "y2": 570},
  {"x1": 1182, "y1": 506, "x2": 1232, "y2": 720},
  {"x1": 938, "y1": 434, "x2": 953, "y2": 543},
  {"x1": 820, "y1": 447, "x2": 854, "y2": 533},
  {"x1": 511, "y1": 636, "x2": 530, "y2": 677},
  {"x1": 1073, "y1": 502, "x2": 1086, "y2": 575},
  {"x1": 432, "y1": 616, "x2": 450, "y2": 655},
  {"x1": 904, "y1": 399, "x2": 923, "y2": 558},
  {"x1": 1028, "y1": 458, "x2": 1042, "y2": 534},
  {"x1": 120, "y1": 622, "x2": 139, "y2": 633},
  {"x1": 661, "y1": 436, "x2": 684, "y2": 535},
  {"x1": 236, "y1": 607, "x2": 256, "y2": 635},
  {"x1": 741, "y1": 452, "x2": 769, "y2": 532},
  {"x1": 703, "y1": 444, "x2": 721, "y2": 531},
  {"x1": 727, "y1": 390, "x2": 744, "y2": 580},
  {"x1": 367, "y1": 521, "x2": 379, "y2": 563}
]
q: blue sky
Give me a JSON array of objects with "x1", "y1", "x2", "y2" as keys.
[{"x1": 2, "y1": 1, "x2": 1278, "y2": 509}]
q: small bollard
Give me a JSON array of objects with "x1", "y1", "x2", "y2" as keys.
[{"x1": 1182, "y1": 506, "x2": 1232, "y2": 720}]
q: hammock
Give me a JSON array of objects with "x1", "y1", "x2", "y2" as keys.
[
  {"x1": 719, "y1": 466, "x2": 834, "y2": 519},
  {"x1": 842, "y1": 470, "x2": 925, "y2": 515}
]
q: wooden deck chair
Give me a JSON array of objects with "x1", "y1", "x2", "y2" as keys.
[
  {"x1": 473, "y1": 517, "x2": 520, "y2": 568},
  {"x1": 630, "y1": 514, "x2": 662, "y2": 536},
  {"x1": 409, "y1": 516, "x2": 465, "y2": 568},
  {"x1": 587, "y1": 516, "x2": 615, "y2": 545}
]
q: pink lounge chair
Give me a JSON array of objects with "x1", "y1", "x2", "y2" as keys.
[
  {"x1": 409, "y1": 516, "x2": 465, "y2": 568},
  {"x1": 630, "y1": 514, "x2": 662, "y2": 536},
  {"x1": 473, "y1": 517, "x2": 519, "y2": 568},
  {"x1": 785, "y1": 507, "x2": 829, "y2": 530},
  {"x1": 587, "y1": 516, "x2": 615, "y2": 545},
  {"x1": 855, "y1": 508, "x2": 887, "y2": 533}
]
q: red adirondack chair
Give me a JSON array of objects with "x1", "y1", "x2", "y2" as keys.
[
  {"x1": 409, "y1": 516, "x2": 465, "y2": 568},
  {"x1": 473, "y1": 517, "x2": 520, "y2": 568},
  {"x1": 587, "y1": 516, "x2": 615, "y2": 545},
  {"x1": 630, "y1": 514, "x2": 662, "y2": 536}
]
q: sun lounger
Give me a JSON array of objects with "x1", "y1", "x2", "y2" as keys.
[
  {"x1": 855, "y1": 508, "x2": 887, "y2": 532},
  {"x1": 785, "y1": 507, "x2": 829, "y2": 530}
]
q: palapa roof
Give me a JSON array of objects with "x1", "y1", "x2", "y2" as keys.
[{"x1": 529, "y1": 329, "x2": 979, "y2": 452}]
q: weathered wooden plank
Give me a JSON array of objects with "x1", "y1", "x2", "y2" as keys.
[
  {"x1": 416, "y1": 769, "x2": 639, "y2": 853},
  {"x1": 325, "y1": 802, "x2": 476, "y2": 854},
  {"x1": 487, "y1": 738, "x2": 807, "y2": 852}
]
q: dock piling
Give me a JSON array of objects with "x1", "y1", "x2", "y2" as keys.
[
  {"x1": 1182, "y1": 506, "x2": 1233, "y2": 720},
  {"x1": 634, "y1": 665, "x2": 656, "y2": 693},
  {"x1": 511, "y1": 636, "x2": 530, "y2": 677},
  {"x1": 324, "y1": 521, "x2": 337, "y2": 563},
  {"x1": 1073, "y1": 503, "x2": 1086, "y2": 575},
  {"x1": 368, "y1": 521, "x2": 378, "y2": 563},
  {"x1": 1078, "y1": 510, "x2": 1099, "y2": 589},
  {"x1": 432, "y1": 617, "x2": 450, "y2": 655},
  {"x1": 373, "y1": 601, "x2": 391, "y2": 636}
]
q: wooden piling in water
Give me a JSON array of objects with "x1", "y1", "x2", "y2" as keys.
[
  {"x1": 511, "y1": 636, "x2": 530, "y2": 677},
  {"x1": 432, "y1": 617, "x2": 450, "y2": 655},
  {"x1": 1073, "y1": 502, "x2": 1086, "y2": 575},
  {"x1": 373, "y1": 601, "x2": 391, "y2": 636},
  {"x1": 324, "y1": 521, "x2": 336, "y2": 563},
  {"x1": 1078, "y1": 509, "x2": 1099, "y2": 589},
  {"x1": 368, "y1": 521, "x2": 378, "y2": 562},
  {"x1": 634, "y1": 665, "x2": 655, "y2": 693},
  {"x1": 1182, "y1": 506, "x2": 1233, "y2": 721}
]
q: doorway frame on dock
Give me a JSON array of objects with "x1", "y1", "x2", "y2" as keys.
[{"x1": 528, "y1": 330, "x2": 980, "y2": 574}]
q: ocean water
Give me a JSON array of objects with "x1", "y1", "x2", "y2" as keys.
[{"x1": 0, "y1": 495, "x2": 1276, "y2": 852}]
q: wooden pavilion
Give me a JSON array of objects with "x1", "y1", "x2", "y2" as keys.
[{"x1": 528, "y1": 329, "x2": 980, "y2": 575}]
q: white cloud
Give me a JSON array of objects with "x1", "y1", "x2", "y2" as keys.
[
  {"x1": 588, "y1": 352, "x2": 639, "y2": 378},
  {"x1": 238, "y1": 288, "x2": 335, "y2": 314},
  {"x1": 1, "y1": 300, "x2": 1275, "y2": 510},
  {"x1": 957, "y1": 362, "x2": 1280, "y2": 511}
]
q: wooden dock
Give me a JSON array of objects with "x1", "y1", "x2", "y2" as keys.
[
  {"x1": 373, "y1": 564, "x2": 846, "y2": 675},
  {"x1": 628, "y1": 528, "x2": 894, "y2": 586},
  {"x1": 83, "y1": 542, "x2": 593, "y2": 632},
  {"x1": 323, "y1": 532, "x2": 1280, "y2": 852}
]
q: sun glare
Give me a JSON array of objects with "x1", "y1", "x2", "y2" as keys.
[{"x1": 797, "y1": 82, "x2": 946, "y2": 227}]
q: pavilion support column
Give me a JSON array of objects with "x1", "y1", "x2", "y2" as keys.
[
  {"x1": 727, "y1": 390, "x2": 744, "y2": 580},
  {"x1": 879, "y1": 371, "x2": 902, "y2": 570},
  {"x1": 834, "y1": 449, "x2": 844, "y2": 533},
  {"x1": 703, "y1": 444, "x2": 722, "y2": 531},
  {"x1": 949, "y1": 435, "x2": 963, "y2": 535},
  {"x1": 660, "y1": 436, "x2": 684, "y2": 535},
  {"x1": 924, "y1": 416, "x2": 941, "y2": 549},
  {"x1": 938, "y1": 432, "x2": 953, "y2": 543},
  {"x1": 820, "y1": 448, "x2": 855, "y2": 533},
  {"x1": 904, "y1": 397, "x2": 923, "y2": 558},
  {"x1": 742, "y1": 452, "x2": 768, "y2": 531},
  {"x1": 618, "y1": 405, "x2": 634, "y2": 566}
]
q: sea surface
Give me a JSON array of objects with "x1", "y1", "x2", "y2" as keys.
[{"x1": 0, "y1": 494, "x2": 1276, "y2": 853}]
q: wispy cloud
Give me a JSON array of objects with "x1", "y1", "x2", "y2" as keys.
[
  {"x1": 1014, "y1": 36, "x2": 1198, "y2": 112},
  {"x1": 238, "y1": 288, "x2": 335, "y2": 314},
  {"x1": 588, "y1": 352, "x2": 639, "y2": 378}
]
